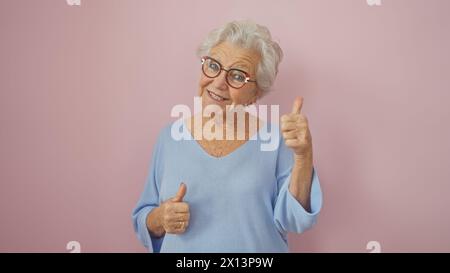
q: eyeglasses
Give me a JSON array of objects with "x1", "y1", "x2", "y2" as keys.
[{"x1": 201, "y1": 56, "x2": 257, "y2": 89}]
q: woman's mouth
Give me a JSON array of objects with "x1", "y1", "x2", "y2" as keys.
[{"x1": 207, "y1": 89, "x2": 229, "y2": 102}]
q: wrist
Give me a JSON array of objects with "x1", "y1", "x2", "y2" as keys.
[
  {"x1": 146, "y1": 206, "x2": 165, "y2": 237},
  {"x1": 294, "y1": 149, "x2": 313, "y2": 166}
]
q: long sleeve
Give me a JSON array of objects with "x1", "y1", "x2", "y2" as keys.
[
  {"x1": 131, "y1": 131, "x2": 165, "y2": 253},
  {"x1": 273, "y1": 135, "x2": 323, "y2": 234}
]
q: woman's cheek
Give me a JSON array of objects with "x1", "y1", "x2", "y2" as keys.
[{"x1": 198, "y1": 77, "x2": 210, "y2": 96}]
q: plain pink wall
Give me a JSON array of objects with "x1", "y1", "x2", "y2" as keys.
[{"x1": 1, "y1": 0, "x2": 450, "y2": 252}]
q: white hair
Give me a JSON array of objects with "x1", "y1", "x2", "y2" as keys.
[{"x1": 197, "y1": 20, "x2": 283, "y2": 94}]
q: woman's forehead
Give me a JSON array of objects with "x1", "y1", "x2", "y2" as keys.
[{"x1": 209, "y1": 42, "x2": 260, "y2": 70}]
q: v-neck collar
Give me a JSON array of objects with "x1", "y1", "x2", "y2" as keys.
[{"x1": 182, "y1": 118, "x2": 267, "y2": 160}]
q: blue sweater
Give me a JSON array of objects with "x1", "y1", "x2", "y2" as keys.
[{"x1": 132, "y1": 121, "x2": 322, "y2": 252}]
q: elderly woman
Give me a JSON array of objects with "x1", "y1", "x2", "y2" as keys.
[{"x1": 132, "y1": 20, "x2": 322, "y2": 252}]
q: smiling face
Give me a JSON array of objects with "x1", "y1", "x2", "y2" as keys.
[{"x1": 198, "y1": 42, "x2": 261, "y2": 111}]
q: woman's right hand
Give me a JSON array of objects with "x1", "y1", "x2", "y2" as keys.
[{"x1": 156, "y1": 183, "x2": 190, "y2": 235}]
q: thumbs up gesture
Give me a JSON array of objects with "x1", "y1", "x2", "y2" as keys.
[
  {"x1": 159, "y1": 183, "x2": 190, "y2": 234},
  {"x1": 281, "y1": 97, "x2": 313, "y2": 160}
]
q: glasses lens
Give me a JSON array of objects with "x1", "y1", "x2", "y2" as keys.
[
  {"x1": 227, "y1": 69, "x2": 247, "y2": 88},
  {"x1": 203, "y1": 58, "x2": 221, "y2": 77}
]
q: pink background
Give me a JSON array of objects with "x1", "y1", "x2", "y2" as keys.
[{"x1": 1, "y1": 0, "x2": 450, "y2": 252}]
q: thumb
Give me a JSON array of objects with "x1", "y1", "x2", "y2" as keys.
[
  {"x1": 172, "y1": 182, "x2": 187, "y2": 202},
  {"x1": 291, "y1": 96, "x2": 304, "y2": 114}
]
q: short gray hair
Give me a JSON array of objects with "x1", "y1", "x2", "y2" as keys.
[{"x1": 197, "y1": 20, "x2": 283, "y2": 94}]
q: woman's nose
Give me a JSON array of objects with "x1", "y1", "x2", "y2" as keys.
[{"x1": 212, "y1": 70, "x2": 229, "y2": 91}]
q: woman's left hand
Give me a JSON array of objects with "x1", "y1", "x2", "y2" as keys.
[{"x1": 281, "y1": 97, "x2": 313, "y2": 161}]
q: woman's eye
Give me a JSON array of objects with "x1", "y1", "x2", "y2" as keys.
[
  {"x1": 209, "y1": 63, "x2": 220, "y2": 71},
  {"x1": 233, "y1": 73, "x2": 245, "y2": 82}
]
